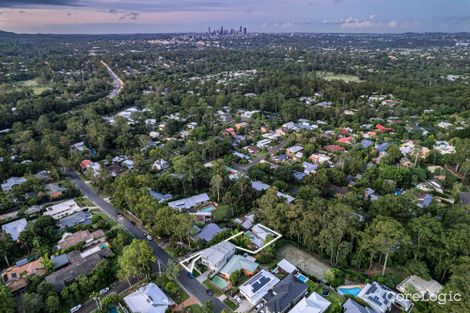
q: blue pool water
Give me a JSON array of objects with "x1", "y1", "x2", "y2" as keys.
[
  {"x1": 109, "y1": 307, "x2": 118, "y2": 313},
  {"x1": 200, "y1": 206, "x2": 215, "y2": 212},
  {"x1": 295, "y1": 274, "x2": 309, "y2": 283},
  {"x1": 338, "y1": 287, "x2": 362, "y2": 297}
]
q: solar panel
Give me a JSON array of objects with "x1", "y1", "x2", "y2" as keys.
[{"x1": 252, "y1": 276, "x2": 272, "y2": 293}]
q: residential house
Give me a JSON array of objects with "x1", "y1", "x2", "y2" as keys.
[
  {"x1": 257, "y1": 139, "x2": 272, "y2": 149},
  {"x1": 276, "y1": 259, "x2": 297, "y2": 274},
  {"x1": 246, "y1": 224, "x2": 276, "y2": 248},
  {"x1": 376, "y1": 142, "x2": 391, "y2": 153},
  {"x1": 323, "y1": 145, "x2": 345, "y2": 153},
  {"x1": 336, "y1": 137, "x2": 354, "y2": 145},
  {"x1": 58, "y1": 212, "x2": 92, "y2": 229},
  {"x1": 286, "y1": 146, "x2": 304, "y2": 160},
  {"x1": 196, "y1": 223, "x2": 224, "y2": 242},
  {"x1": 57, "y1": 229, "x2": 106, "y2": 250},
  {"x1": 46, "y1": 245, "x2": 113, "y2": 290},
  {"x1": 70, "y1": 141, "x2": 87, "y2": 152},
  {"x1": 45, "y1": 183, "x2": 64, "y2": 199},
  {"x1": 124, "y1": 283, "x2": 173, "y2": 313},
  {"x1": 1, "y1": 218, "x2": 27, "y2": 241},
  {"x1": 293, "y1": 171, "x2": 307, "y2": 181},
  {"x1": 252, "y1": 181, "x2": 271, "y2": 192},
  {"x1": 417, "y1": 194, "x2": 433, "y2": 208},
  {"x1": 360, "y1": 139, "x2": 374, "y2": 149},
  {"x1": 244, "y1": 145, "x2": 260, "y2": 155},
  {"x1": 364, "y1": 188, "x2": 379, "y2": 201},
  {"x1": 1, "y1": 258, "x2": 46, "y2": 292},
  {"x1": 239, "y1": 270, "x2": 280, "y2": 305},
  {"x1": 376, "y1": 124, "x2": 393, "y2": 132},
  {"x1": 149, "y1": 190, "x2": 173, "y2": 203},
  {"x1": 263, "y1": 274, "x2": 308, "y2": 313},
  {"x1": 309, "y1": 153, "x2": 331, "y2": 165},
  {"x1": 288, "y1": 292, "x2": 331, "y2": 313},
  {"x1": 167, "y1": 193, "x2": 210, "y2": 212},
  {"x1": 235, "y1": 122, "x2": 248, "y2": 130},
  {"x1": 233, "y1": 213, "x2": 255, "y2": 230},
  {"x1": 358, "y1": 282, "x2": 413, "y2": 313},
  {"x1": 397, "y1": 275, "x2": 443, "y2": 299},
  {"x1": 303, "y1": 162, "x2": 318, "y2": 175},
  {"x1": 1, "y1": 176, "x2": 27, "y2": 192},
  {"x1": 342, "y1": 299, "x2": 375, "y2": 313},
  {"x1": 80, "y1": 160, "x2": 101, "y2": 175},
  {"x1": 219, "y1": 255, "x2": 259, "y2": 280},
  {"x1": 44, "y1": 199, "x2": 81, "y2": 220},
  {"x1": 200, "y1": 241, "x2": 236, "y2": 273},
  {"x1": 433, "y1": 141, "x2": 456, "y2": 154},
  {"x1": 152, "y1": 159, "x2": 169, "y2": 171}
]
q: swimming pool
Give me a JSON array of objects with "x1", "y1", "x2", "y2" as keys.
[
  {"x1": 338, "y1": 286, "x2": 362, "y2": 297},
  {"x1": 200, "y1": 206, "x2": 215, "y2": 213},
  {"x1": 108, "y1": 307, "x2": 118, "y2": 313},
  {"x1": 295, "y1": 273, "x2": 309, "y2": 283}
]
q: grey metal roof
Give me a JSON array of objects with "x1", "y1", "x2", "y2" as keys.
[
  {"x1": 263, "y1": 274, "x2": 308, "y2": 313},
  {"x1": 197, "y1": 223, "x2": 223, "y2": 242},
  {"x1": 58, "y1": 212, "x2": 92, "y2": 228}
]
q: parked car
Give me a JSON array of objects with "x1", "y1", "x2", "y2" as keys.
[
  {"x1": 146, "y1": 234, "x2": 153, "y2": 241},
  {"x1": 70, "y1": 304, "x2": 82, "y2": 313},
  {"x1": 99, "y1": 287, "x2": 110, "y2": 296},
  {"x1": 255, "y1": 303, "x2": 263, "y2": 312},
  {"x1": 186, "y1": 272, "x2": 195, "y2": 279},
  {"x1": 206, "y1": 289, "x2": 214, "y2": 296}
]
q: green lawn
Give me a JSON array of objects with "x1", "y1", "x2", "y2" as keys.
[
  {"x1": 14, "y1": 79, "x2": 51, "y2": 95},
  {"x1": 223, "y1": 298, "x2": 238, "y2": 310},
  {"x1": 186, "y1": 304, "x2": 203, "y2": 313},
  {"x1": 202, "y1": 279, "x2": 224, "y2": 296},
  {"x1": 313, "y1": 285, "x2": 344, "y2": 308},
  {"x1": 214, "y1": 204, "x2": 229, "y2": 221},
  {"x1": 317, "y1": 71, "x2": 363, "y2": 83}
]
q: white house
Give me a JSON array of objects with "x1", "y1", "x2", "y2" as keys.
[
  {"x1": 358, "y1": 282, "x2": 412, "y2": 313},
  {"x1": 200, "y1": 241, "x2": 236, "y2": 273},
  {"x1": 152, "y1": 159, "x2": 169, "y2": 171},
  {"x1": 239, "y1": 270, "x2": 280, "y2": 304},
  {"x1": 257, "y1": 139, "x2": 272, "y2": 149},
  {"x1": 43, "y1": 199, "x2": 81, "y2": 220},
  {"x1": 288, "y1": 292, "x2": 331, "y2": 313},
  {"x1": 124, "y1": 283, "x2": 173, "y2": 313}
]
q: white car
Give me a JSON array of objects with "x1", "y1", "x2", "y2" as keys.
[
  {"x1": 255, "y1": 303, "x2": 263, "y2": 312},
  {"x1": 70, "y1": 304, "x2": 82, "y2": 313},
  {"x1": 146, "y1": 234, "x2": 153, "y2": 241},
  {"x1": 99, "y1": 287, "x2": 110, "y2": 296}
]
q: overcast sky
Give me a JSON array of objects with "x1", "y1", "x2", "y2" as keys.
[{"x1": 0, "y1": 0, "x2": 469, "y2": 34}]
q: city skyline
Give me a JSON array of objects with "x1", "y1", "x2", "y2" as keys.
[{"x1": 0, "y1": 0, "x2": 469, "y2": 34}]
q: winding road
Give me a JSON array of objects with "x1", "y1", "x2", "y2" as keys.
[{"x1": 67, "y1": 171, "x2": 226, "y2": 313}]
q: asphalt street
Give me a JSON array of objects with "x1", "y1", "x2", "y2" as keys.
[{"x1": 68, "y1": 171, "x2": 226, "y2": 312}]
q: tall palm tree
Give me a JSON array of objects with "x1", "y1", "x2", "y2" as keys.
[{"x1": 90, "y1": 291, "x2": 101, "y2": 310}]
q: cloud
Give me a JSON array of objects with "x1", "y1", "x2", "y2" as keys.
[
  {"x1": 0, "y1": 0, "x2": 79, "y2": 7},
  {"x1": 119, "y1": 12, "x2": 139, "y2": 21},
  {"x1": 388, "y1": 20, "x2": 398, "y2": 28},
  {"x1": 341, "y1": 15, "x2": 376, "y2": 29}
]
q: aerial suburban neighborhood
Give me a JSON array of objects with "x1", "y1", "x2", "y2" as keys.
[{"x1": 0, "y1": 3, "x2": 469, "y2": 313}]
